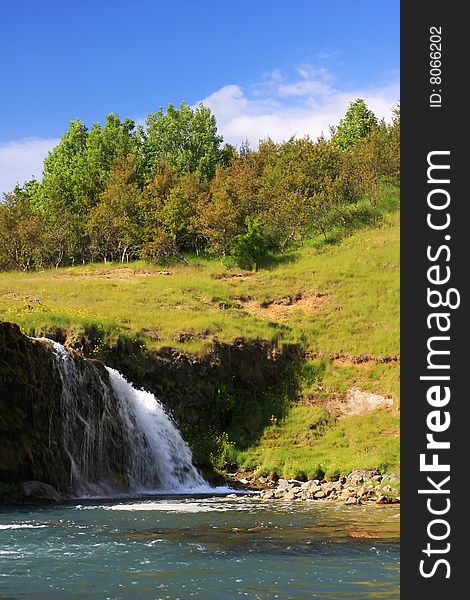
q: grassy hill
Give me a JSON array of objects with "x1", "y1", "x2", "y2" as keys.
[{"x1": 0, "y1": 208, "x2": 399, "y2": 479}]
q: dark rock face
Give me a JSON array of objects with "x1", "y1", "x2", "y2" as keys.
[
  {"x1": 0, "y1": 322, "x2": 131, "y2": 496},
  {"x1": 0, "y1": 322, "x2": 69, "y2": 492},
  {"x1": 103, "y1": 338, "x2": 300, "y2": 430}
]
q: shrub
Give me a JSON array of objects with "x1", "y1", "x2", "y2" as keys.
[
  {"x1": 309, "y1": 465, "x2": 326, "y2": 480},
  {"x1": 294, "y1": 470, "x2": 308, "y2": 482},
  {"x1": 230, "y1": 218, "x2": 269, "y2": 270}
]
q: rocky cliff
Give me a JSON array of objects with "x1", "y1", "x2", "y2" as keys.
[{"x1": 0, "y1": 322, "x2": 131, "y2": 497}]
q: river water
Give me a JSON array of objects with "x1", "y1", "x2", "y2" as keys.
[{"x1": 0, "y1": 495, "x2": 399, "y2": 599}]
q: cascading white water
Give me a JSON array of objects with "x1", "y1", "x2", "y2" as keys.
[
  {"x1": 43, "y1": 339, "x2": 207, "y2": 496},
  {"x1": 105, "y1": 367, "x2": 206, "y2": 492}
]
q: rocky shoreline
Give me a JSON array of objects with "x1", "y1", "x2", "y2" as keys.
[
  {"x1": 1, "y1": 470, "x2": 400, "y2": 506},
  {"x1": 227, "y1": 469, "x2": 400, "y2": 505}
]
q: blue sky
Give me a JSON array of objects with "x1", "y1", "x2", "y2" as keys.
[{"x1": 0, "y1": 0, "x2": 399, "y2": 194}]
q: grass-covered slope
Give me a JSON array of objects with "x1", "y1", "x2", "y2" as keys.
[
  {"x1": 0, "y1": 213, "x2": 399, "y2": 355},
  {"x1": 0, "y1": 211, "x2": 399, "y2": 477},
  {"x1": 235, "y1": 405, "x2": 399, "y2": 481}
]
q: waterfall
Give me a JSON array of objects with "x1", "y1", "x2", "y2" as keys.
[
  {"x1": 106, "y1": 367, "x2": 206, "y2": 492},
  {"x1": 43, "y1": 339, "x2": 206, "y2": 496}
]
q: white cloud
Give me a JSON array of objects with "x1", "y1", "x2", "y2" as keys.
[
  {"x1": 198, "y1": 65, "x2": 399, "y2": 147},
  {"x1": 278, "y1": 79, "x2": 333, "y2": 98},
  {"x1": 0, "y1": 137, "x2": 59, "y2": 196},
  {"x1": 296, "y1": 64, "x2": 333, "y2": 83}
]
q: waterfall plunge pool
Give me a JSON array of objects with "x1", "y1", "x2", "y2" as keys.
[{"x1": 0, "y1": 496, "x2": 399, "y2": 599}]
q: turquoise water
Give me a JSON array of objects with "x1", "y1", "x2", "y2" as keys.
[{"x1": 0, "y1": 496, "x2": 399, "y2": 599}]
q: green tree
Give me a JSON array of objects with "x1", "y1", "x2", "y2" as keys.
[
  {"x1": 144, "y1": 102, "x2": 226, "y2": 180},
  {"x1": 44, "y1": 198, "x2": 84, "y2": 267},
  {"x1": 255, "y1": 137, "x2": 349, "y2": 246},
  {"x1": 1, "y1": 96, "x2": 399, "y2": 272},
  {"x1": 388, "y1": 102, "x2": 400, "y2": 185},
  {"x1": 12, "y1": 179, "x2": 43, "y2": 211},
  {"x1": 138, "y1": 226, "x2": 179, "y2": 263},
  {"x1": 85, "y1": 114, "x2": 143, "y2": 194},
  {"x1": 332, "y1": 98, "x2": 378, "y2": 151},
  {"x1": 138, "y1": 163, "x2": 177, "y2": 257},
  {"x1": 40, "y1": 119, "x2": 89, "y2": 212},
  {"x1": 210, "y1": 149, "x2": 266, "y2": 225},
  {"x1": 87, "y1": 155, "x2": 142, "y2": 262},
  {"x1": 39, "y1": 115, "x2": 142, "y2": 216},
  {"x1": 256, "y1": 138, "x2": 313, "y2": 249},
  {"x1": 192, "y1": 177, "x2": 241, "y2": 258},
  {"x1": 340, "y1": 111, "x2": 400, "y2": 205}
]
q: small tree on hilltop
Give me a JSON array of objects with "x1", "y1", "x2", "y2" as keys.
[{"x1": 332, "y1": 98, "x2": 377, "y2": 151}]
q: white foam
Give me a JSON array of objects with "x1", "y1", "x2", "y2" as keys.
[
  {"x1": 94, "y1": 498, "x2": 260, "y2": 513},
  {"x1": 0, "y1": 524, "x2": 47, "y2": 530},
  {"x1": 134, "y1": 484, "x2": 236, "y2": 495},
  {"x1": 108, "y1": 502, "x2": 218, "y2": 512}
]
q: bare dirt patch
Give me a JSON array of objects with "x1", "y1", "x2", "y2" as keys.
[
  {"x1": 304, "y1": 387, "x2": 394, "y2": 419},
  {"x1": 43, "y1": 268, "x2": 157, "y2": 281},
  {"x1": 340, "y1": 387, "x2": 394, "y2": 416},
  {"x1": 243, "y1": 291, "x2": 328, "y2": 321}
]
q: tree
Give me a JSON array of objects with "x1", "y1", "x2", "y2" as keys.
[
  {"x1": 388, "y1": 102, "x2": 400, "y2": 185},
  {"x1": 0, "y1": 193, "x2": 46, "y2": 270},
  {"x1": 332, "y1": 98, "x2": 377, "y2": 151},
  {"x1": 256, "y1": 138, "x2": 313, "y2": 249},
  {"x1": 192, "y1": 177, "x2": 241, "y2": 258},
  {"x1": 144, "y1": 102, "x2": 225, "y2": 180},
  {"x1": 87, "y1": 156, "x2": 142, "y2": 262},
  {"x1": 220, "y1": 142, "x2": 237, "y2": 167},
  {"x1": 1, "y1": 95, "x2": 400, "y2": 272},
  {"x1": 138, "y1": 226, "x2": 179, "y2": 263},
  {"x1": 160, "y1": 172, "x2": 207, "y2": 250},
  {"x1": 40, "y1": 119, "x2": 89, "y2": 212},
  {"x1": 340, "y1": 110, "x2": 400, "y2": 205},
  {"x1": 12, "y1": 179, "x2": 42, "y2": 212},
  {"x1": 138, "y1": 163, "x2": 177, "y2": 257},
  {"x1": 43, "y1": 198, "x2": 84, "y2": 267},
  {"x1": 211, "y1": 150, "x2": 265, "y2": 224},
  {"x1": 85, "y1": 114, "x2": 143, "y2": 194},
  {"x1": 38, "y1": 115, "x2": 143, "y2": 217}
]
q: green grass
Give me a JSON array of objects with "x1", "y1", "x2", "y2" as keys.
[
  {"x1": 314, "y1": 359, "x2": 400, "y2": 404},
  {"x1": 235, "y1": 405, "x2": 400, "y2": 479},
  {"x1": 0, "y1": 197, "x2": 400, "y2": 478}
]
